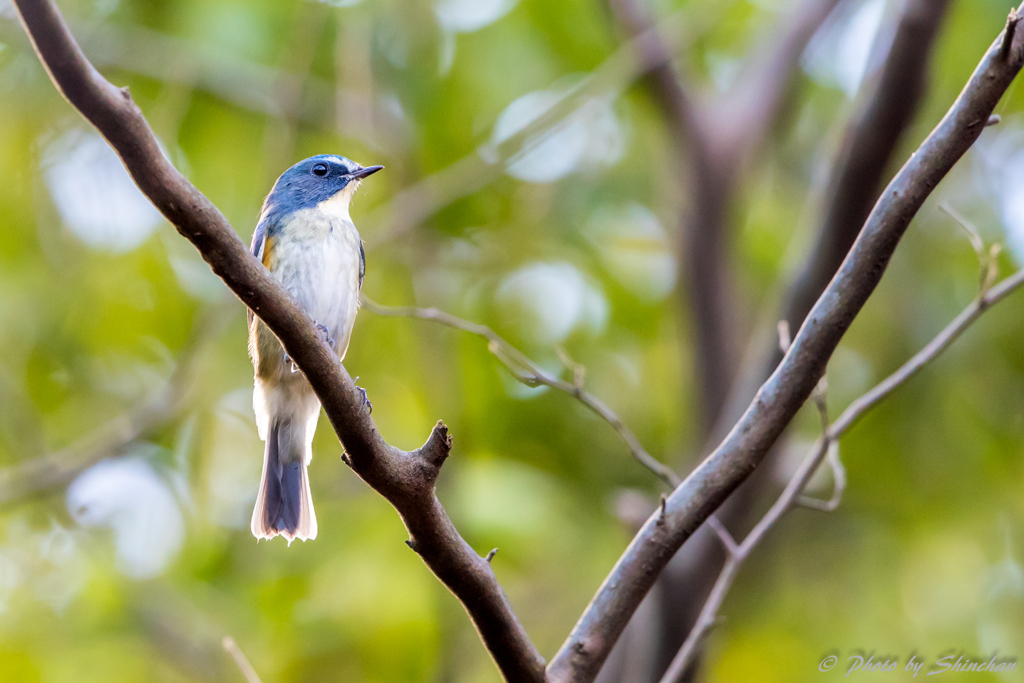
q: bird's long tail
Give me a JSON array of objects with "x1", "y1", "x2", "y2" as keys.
[{"x1": 251, "y1": 420, "x2": 318, "y2": 543}]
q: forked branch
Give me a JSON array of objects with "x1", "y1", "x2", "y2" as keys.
[{"x1": 661, "y1": 249, "x2": 1024, "y2": 683}]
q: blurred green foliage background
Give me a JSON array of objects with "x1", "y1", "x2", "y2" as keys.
[{"x1": 0, "y1": 0, "x2": 1023, "y2": 680}]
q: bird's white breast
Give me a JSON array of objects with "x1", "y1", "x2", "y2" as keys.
[{"x1": 270, "y1": 199, "x2": 362, "y2": 358}]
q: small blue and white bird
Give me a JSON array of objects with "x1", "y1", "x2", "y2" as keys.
[{"x1": 248, "y1": 154, "x2": 382, "y2": 543}]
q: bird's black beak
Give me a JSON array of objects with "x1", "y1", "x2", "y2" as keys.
[{"x1": 349, "y1": 165, "x2": 384, "y2": 180}]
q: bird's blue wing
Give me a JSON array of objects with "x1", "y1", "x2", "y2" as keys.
[
  {"x1": 359, "y1": 242, "x2": 365, "y2": 290},
  {"x1": 248, "y1": 220, "x2": 271, "y2": 326},
  {"x1": 251, "y1": 220, "x2": 268, "y2": 262}
]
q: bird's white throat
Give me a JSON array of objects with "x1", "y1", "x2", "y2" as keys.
[{"x1": 317, "y1": 181, "x2": 359, "y2": 224}]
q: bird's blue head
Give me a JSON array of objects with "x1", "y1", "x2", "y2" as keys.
[{"x1": 260, "y1": 154, "x2": 383, "y2": 226}]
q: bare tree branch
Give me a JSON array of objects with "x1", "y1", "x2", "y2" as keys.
[
  {"x1": 795, "y1": 440, "x2": 845, "y2": 511},
  {"x1": 774, "y1": 0, "x2": 953, "y2": 385},
  {"x1": 547, "y1": 11, "x2": 1024, "y2": 681},
  {"x1": 11, "y1": 2, "x2": 546, "y2": 679},
  {"x1": 222, "y1": 636, "x2": 263, "y2": 683},
  {"x1": 703, "y1": 515, "x2": 737, "y2": 556},
  {"x1": 362, "y1": 297, "x2": 682, "y2": 488},
  {"x1": 660, "y1": 254, "x2": 1024, "y2": 683},
  {"x1": 833, "y1": 269, "x2": 1024, "y2": 438},
  {"x1": 0, "y1": 300, "x2": 235, "y2": 507},
  {"x1": 661, "y1": 431, "x2": 830, "y2": 682}
]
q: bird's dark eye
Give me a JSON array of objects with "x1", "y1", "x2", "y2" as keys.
[{"x1": 311, "y1": 163, "x2": 329, "y2": 177}]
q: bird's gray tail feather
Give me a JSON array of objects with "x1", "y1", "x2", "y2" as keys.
[{"x1": 251, "y1": 421, "x2": 317, "y2": 543}]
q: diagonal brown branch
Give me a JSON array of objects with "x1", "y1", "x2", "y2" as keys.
[
  {"x1": 11, "y1": 1, "x2": 545, "y2": 680},
  {"x1": 716, "y1": 0, "x2": 954, "y2": 444},
  {"x1": 546, "y1": 9, "x2": 1024, "y2": 681},
  {"x1": 661, "y1": 258, "x2": 1024, "y2": 682},
  {"x1": 362, "y1": 297, "x2": 682, "y2": 488}
]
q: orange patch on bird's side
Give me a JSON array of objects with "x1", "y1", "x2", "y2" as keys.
[{"x1": 261, "y1": 236, "x2": 274, "y2": 267}]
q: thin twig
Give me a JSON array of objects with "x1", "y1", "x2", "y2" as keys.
[
  {"x1": 222, "y1": 636, "x2": 263, "y2": 683},
  {"x1": 659, "y1": 262, "x2": 1024, "y2": 683},
  {"x1": 940, "y1": 202, "x2": 986, "y2": 259},
  {"x1": 833, "y1": 269, "x2": 1024, "y2": 436},
  {"x1": 796, "y1": 441, "x2": 845, "y2": 511},
  {"x1": 705, "y1": 516, "x2": 737, "y2": 556},
  {"x1": 940, "y1": 202, "x2": 1002, "y2": 295},
  {"x1": 794, "y1": 378, "x2": 844, "y2": 511},
  {"x1": 362, "y1": 296, "x2": 681, "y2": 488}
]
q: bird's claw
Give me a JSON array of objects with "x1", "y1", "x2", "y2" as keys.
[
  {"x1": 353, "y1": 376, "x2": 372, "y2": 414},
  {"x1": 358, "y1": 387, "x2": 372, "y2": 414},
  {"x1": 283, "y1": 352, "x2": 299, "y2": 374},
  {"x1": 315, "y1": 321, "x2": 335, "y2": 349}
]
